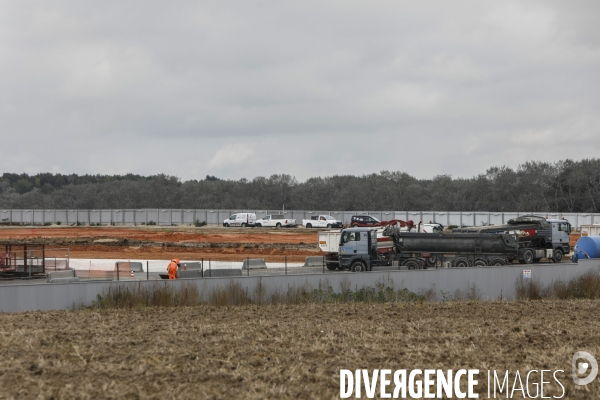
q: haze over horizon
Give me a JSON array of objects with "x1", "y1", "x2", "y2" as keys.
[{"x1": 1, "y1": 1, "x2": 599, "y2": 181}]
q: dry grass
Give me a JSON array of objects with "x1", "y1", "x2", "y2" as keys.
[
  {"x1": 1, "y1": 301, "x2": 599, "y2": 399},
  {"x1": 90, "y1": 280, "x2": 426, "y2": 310},
  {"x1": 516, "y1": 270, "x2": 600, "y2": 300}
]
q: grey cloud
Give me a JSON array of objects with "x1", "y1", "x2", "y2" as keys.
[{"x1": 0, "y1": 0, "x2": 599, "y2": 181}]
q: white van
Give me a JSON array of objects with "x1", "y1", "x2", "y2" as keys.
[{"x1": 223, "y1": 213, "x2": 256, "y2": 227}]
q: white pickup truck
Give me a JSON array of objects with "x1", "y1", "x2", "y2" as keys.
[
  {"x1": 302, "y1": 215, "x2": 343, "y2": 228},
  {"x1": 255, "y1": 214, "x2": 296, "y2": 228}
]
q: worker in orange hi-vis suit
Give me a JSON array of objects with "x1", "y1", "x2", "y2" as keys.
[{"x1": 167, "y1": 258, "x2": 180, "y2": 279}]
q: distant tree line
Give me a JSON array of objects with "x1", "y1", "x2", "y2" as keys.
[{"x1": 1, "y1": 159, "x2": 599, "y2": 212}]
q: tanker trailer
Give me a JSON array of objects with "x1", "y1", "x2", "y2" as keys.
[
  {"x1": 338, "y1": 227, "x2": 519, "y2": 272},
  {"x1": 384, "y1": 225, "x2": 519, "y2": 269}
]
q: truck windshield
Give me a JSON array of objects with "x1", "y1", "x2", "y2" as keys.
[
  {"x1": 340, "y1": 231, "x2": 360, "y2": 244},
  {"x1": 325, "y1": 216, "x2": 335, "y2": 220}
]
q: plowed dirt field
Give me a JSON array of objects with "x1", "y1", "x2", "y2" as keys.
[
  {"x1": 0, "y1": 226, "x2": 319, "y2": 261},
  {"x1": 1, "y1": 300, "x2": 598, "y2": 399}
]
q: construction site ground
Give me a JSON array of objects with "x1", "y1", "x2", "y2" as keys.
[
  {"x1": 0, "y1": 225, "x2": 319, "y2": 262},
  {"x1": 1, "y1": 300, "x2": 598, "y2": 399}
]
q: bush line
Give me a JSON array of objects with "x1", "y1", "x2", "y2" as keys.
[{"x1": 89, "y1": 270, "x2": 600, "y2": 309}]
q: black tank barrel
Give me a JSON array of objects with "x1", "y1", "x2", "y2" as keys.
[{"x1": 385, "y1": 226, "x2": 518, "y2": 255}]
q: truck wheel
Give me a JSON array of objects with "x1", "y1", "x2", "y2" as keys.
[
  {"x1": 326, "y1": 263, "x2": 337, "y2": 271},
  {"x1": 553, "y1": 249, "x2": 564, "y2": 263},
  {"x1": 350, "y1": 261, "x2": 365, "y2": 272},
  {"x1": 255, "y1": 223, "x2": 262, "y2": 227},
  {"x1": 306, "y1": 223, "x2": 312, "y2": 228},
  {"x1": 489, "y1": 258, "x2": 505, "y2": 266},
  {"x1": 224, "y1": 223, "x2": 229, "y2": 227},
  {"x1": 404, "y1": 260, "x2": 419, "y2": 270},
  {"x1": 276, "y1": 222, "x2": 282, "y2": 228},
  {"x1": 522, "y1": 249, "x2": 534, "y2": 264},
  {"x1": 241, "y1": 223, "x2": 246, "y2": 228},
  {"x1": 473, "y1": 259, "x2": 487, "y2": 267},
  {"x1": 453, "y1": 258, "x2": 470, "y2": 268},
  {"x1": 326, "y1": 224, "x2": 331, "y2": 228}
]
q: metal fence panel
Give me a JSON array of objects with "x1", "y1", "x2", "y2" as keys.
[
  {"x1": 474, "y1": 212, "x2": 489, "y2": 226},
  {"x1": 134, "y1": 209, "x2": 146, "y2": 225},
  {"x1": 171, "y1": 210, "x2": 183, "y2": 225},
  {"x1": 420, "y1": 212, "x2": 434, "y2": 223},
  {"x1": 21, "y1": 210, "x2": 32, "y2": 225},
  {"x1": 368, "y1": 211, "x2": 383, "y2": 221},
  {"x1": 330, "y1": 210, "x2": 344, "y2": 222},
  {"x1": 460, "y1": 212, "x2": 474, "y2": 227},
  {"x1": 89, "y1": 210, "x2": 100, "y2": 224},
  {"x1": 122, "y1": 210, "x2": 134, "y2": 224},
  {"x1": 76, "y1": 210, "x2": 87, "y2": 224},
  {"x1": 291, "y1": 210, "x2": 305, "y2": 222},
  {"x1": 111, "y1": 210, "x2": 123, "y2": 225},
  {"x1": 447, "y1": 212, "x2": 461, "y2": 227},
  {"x1": 45, "y1": 210, "x2": 55, "y2": 224},
  {"x1": 255, "y1": 210, "x2": 268, "y2": 219},
  {"x1": 67, "y1": 210, "x2": 79, "y2": 225},
  {"x1": 342, "y1": 212, "x2": 354, "y2": 224},
  {"x1": 99, "y1": 210, "x2": 110, "y2": 224},
  {"x1": 577, "y1": 214, "x2": 594, "y2": 227},
  {"x1": 157, "y1": 209, "x2": 171, "y2": 225},
  {"x1": 394, "y1": 211, "x2": 408, "y2": 221},
  {"x1": 203, "y1": 210, "x2": 217, "y2": 224},
  {"x1": 503, "y1": 212, "x2": 518, "y2": 222},
  {"x1": 406, "y1": 211, "x2": 421, "y2": 223},
  {"x1": 182, "y1": 210, "x2": 195, "y2": 224},
  {"x1": 0, "y1": 210, "x2": 10, "y2": 223},
  {"x1": 32, "y1": 210, "x2": 44, "y2": 224},
  {"x1": 1, "y1": 208, "x2": 599, "y2": 228},
  {"x1": 218, "y1": 210, "x2": 232, "y2": 223},
  {"x1": 380, "y1": 211, "x2": 394, "y2": 222},
  {"x1": 489, "y1": 213, "x2": 503, "y2": 226},
  {"x1": 54, "y1": 210, "x2": 66, "y2": 224},
  {"x1": 146, "y1": 209, "x2": 158, "y2": 224}
]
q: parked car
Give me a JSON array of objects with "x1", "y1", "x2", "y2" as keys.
[
  {"x1": 223, "y1": 213, "x2": 256, "y2": 227},
  {"x1": 302, "y1": 215, "x2": 343, "y2": 228},
  {"x1": 350, "y1": 215, "x2": 382, "y2": 227},
  {"x1": 255, "y1": 215, "x2": 296, "y2": 228}
]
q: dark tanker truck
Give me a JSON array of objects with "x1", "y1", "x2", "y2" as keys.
[
  {"x1": 452, "y1": 215, "x2": 571, "y2": 264},
  {"x1": 337, "y1": 226, "x2": 519, "y2": 272}
]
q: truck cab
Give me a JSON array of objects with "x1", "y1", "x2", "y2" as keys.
[
  {"x1": 549, "y1": 219, "x2": 571, "y2": 261},
  {"x1": 338, "y1": 228, "x2": 379, "y2": 271}
]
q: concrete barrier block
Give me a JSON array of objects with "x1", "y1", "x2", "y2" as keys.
[
  {"x1": 47, "y1": 269, "x2": 79, "y2": 283},
  {"x1": 242, "y1": 258, "x2": 267, "y2": 270},
  {"x1": 114, "y1": 262, "x2": 144, "y2": 272},
  {"x1": 180, "y1": 262, "x2": 203, "y2": 271},
  {"x1": 304, "y1": 256, "x2": 324, "y2": 267},
  {"x1": 178, "y1": 270, "x2": 203, "y2": 279},
  {"x1": 206, "y1": 268, "x2": 243, "y2": 277}
]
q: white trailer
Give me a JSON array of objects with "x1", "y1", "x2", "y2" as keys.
[{"x1": 580, "y1": 225, "x2": 600, "y2": 236}]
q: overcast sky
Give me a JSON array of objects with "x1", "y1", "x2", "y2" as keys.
[{"x1": 1, "y1": 1, "x2": 599, "y2": 182}]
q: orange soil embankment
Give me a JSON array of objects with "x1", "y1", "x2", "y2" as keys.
[
  {"x1": 1, "y1": 226, "x2": 321, "y2": 262},
  {"x1": 0, "y1": 227, "x2": 316, "y2": 244}
]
